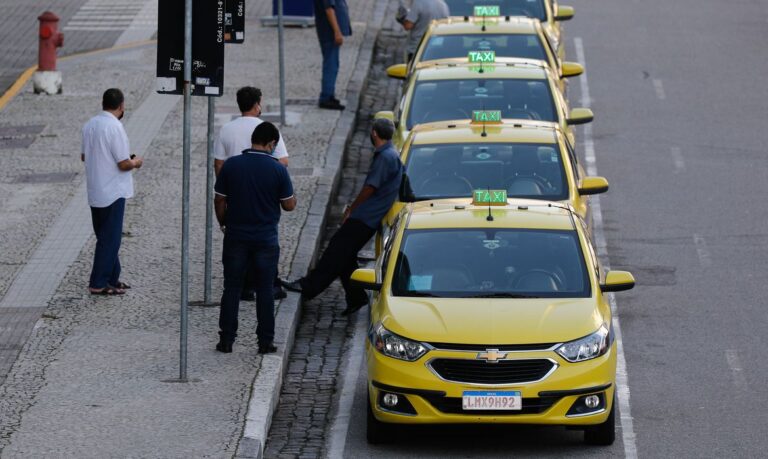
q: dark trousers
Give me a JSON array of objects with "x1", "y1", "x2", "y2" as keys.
[
  {"x1": 89, "y1": 198, "x2": 125, "y2": 289},
  {"x1": 219, "y1": 237, "x2": 280, "y2": 345},
  {"x1": 319, "y1": 40, "x2": 340, "y2": 102},
  {"x1": 300, "y1": 218, "x2": 376, "y2": 308}
]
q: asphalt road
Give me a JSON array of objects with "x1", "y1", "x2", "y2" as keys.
[{"x1": 325, "y1": 0, "x2": 768, "y2": 457}]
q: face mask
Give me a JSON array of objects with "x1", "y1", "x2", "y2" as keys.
[{"x1": 118, "y1": 109, "x2": 125, "y2": 120}]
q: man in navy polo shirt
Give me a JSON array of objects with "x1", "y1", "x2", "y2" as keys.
[
  {"x1": 214, "y1": 122, "x2": 297, "y2": 354},
  {"x1": 281, "y1": 118, "x2": 402, "y2": 315},
  {"x1": 313, "y1": 0, "x2": 352, "y2": 110}
]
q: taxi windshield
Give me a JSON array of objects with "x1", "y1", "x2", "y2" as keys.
[
  {"x1": 404, "y1": 143, "x2": 567, "y2": 201},
  {"x1": 444, "y1": 0, "x2": 546, "y2": 21},
  {"x1": 392, "y1": 228, "x2": 590, "y2": 298},
  {"x1": 406, "y1": 79, "x2": 556, "y2": 129},
  {"x1": 421, "y1": 34, "x2": 547, "y2": 62}
]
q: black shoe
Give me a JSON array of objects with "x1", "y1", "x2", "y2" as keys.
[
  {"x1": 280, "y1": 279, "x2": 303, "y2": 293},
  {"x1": 258, "y1": 343, "x2": 277, "y2": 354},
  {"x1": 341, "y1": 302, "x2": 367, "y2": 316},
  {"x1": 273, "y1": 286, "x2": 288, "y2": 300},
  {"x1": 318, "y1": 99, "x2": 345, "y2": 110},
  {"x1": 216, "y1": 341, "x2": 233, "y2": 353},
  {"x1": 240, "y1": 290, "x2": 255, "y2": 301}
]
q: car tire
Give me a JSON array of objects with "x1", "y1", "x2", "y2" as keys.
[
  {"x1": 366, "y1": 391, "x2": 392, "y2": 445},
  {"x1": 584, "y1": 394, "x2": 616, "y2": 446}
]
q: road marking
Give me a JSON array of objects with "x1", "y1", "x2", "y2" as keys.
[
  {"x1": 64, "y1": 0, "x2": 156, "y2": 32},
  {"x1": 693, "y1": 233, "x2": 712, "y2": 267},
  {"x1": 725, "y1": 350, "x2": 747, "y2": 390},
  {"x1": 326, "y1": 311, "x2": 367, "y2": 459},
  {"x1": 652, "y1": 78, "x2": 666, "y2": 100},
  {"x1": 575, "y1": 37, "x2": 638, "y2": 459},
  {"x1": 670, "y1": 147, "x2": 685, "y2": 173}
]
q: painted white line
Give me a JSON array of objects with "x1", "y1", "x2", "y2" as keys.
[
  {"x1": 725, "y1": 350, "x2": 747, "y2": 390},
  {"x1": 693, "y1": 233, "x2": 712, "y2": 267},
  {"x1": 652, "y1": 78, "x2": 666, "y2": 100},
  {"x1": 670, "y1": 147, "x2": 685, "y2": 173},
  {"x1": 326, "y1": 312, "x2": 368, "y2": 459},
  {"x1": 575, "y1": 37, "x2": 638, "y2": 459}
]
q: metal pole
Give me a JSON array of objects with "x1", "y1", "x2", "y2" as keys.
[
  {"x1": 204, "y1": 96, "x2": 215, "y2": 305},
  {"x1": 180, "y1": 0, "x2": 193, "y2": 382},
  {"x1": 277, "y1": 0, "x2": 286, "y2": 125}
]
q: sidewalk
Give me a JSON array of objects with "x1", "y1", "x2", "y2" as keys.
[{"x1": 0, "y1": 0, "x2": 388, "y2": 457}]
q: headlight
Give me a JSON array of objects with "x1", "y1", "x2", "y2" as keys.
[
  {"x1": 556, "y1": 325, "x2": 611, "y2": 363},
  {"x1": 370, "y1": 323, "x2": 427, "y2": 361}
]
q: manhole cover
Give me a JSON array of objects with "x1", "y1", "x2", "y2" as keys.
[
  {"x1": 0, "y1": 124, "x2": 46, "y2": 150},
  {"x1": 12, "y1": 172, "x2": 76, "y2": 184}
]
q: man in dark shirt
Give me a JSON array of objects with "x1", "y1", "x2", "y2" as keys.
[
  {"x1": 281, "y1": 118, "x2": 403, "y2": 314},
  {"x1": 313, "y1": 0, "x2": 352, "y2": 110},
  {"x1": 214, "y1": 122, "x2": 297, "y2": 354}
]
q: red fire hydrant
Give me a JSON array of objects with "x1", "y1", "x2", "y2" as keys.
[{"x1": 33, "y1": 11, "x2": 64, "y2": 94}]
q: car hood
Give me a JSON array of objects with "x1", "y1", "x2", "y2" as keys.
[{"x1": 380, "y1": 296, "x2": 602, "y2": 345}]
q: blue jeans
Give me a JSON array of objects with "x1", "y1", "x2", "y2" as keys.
[
  {"x1": 219, "y1": 237, "x2": 280, "y2": 345},
  {"x1": 319, "y1": 40, "x2": 340, "y2": 103},
  {"x1": 89, "y1": 198, "x2": 125, "y2": 289}
]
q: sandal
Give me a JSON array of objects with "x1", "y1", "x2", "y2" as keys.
[
  {"x1": 89, "y1": 287, "x2": 126, "y2": 295},
  {"x1": 111, "y1": 281, "x2": 131, "y2": 289}
]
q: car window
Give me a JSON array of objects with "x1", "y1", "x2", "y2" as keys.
[
  {"x1": 421, "y1": 34, "x2": 547, "y2": 62},
  {"x1": 404, "y1": 142, "x2": 567, "y2": 201},
  {"x1": 406, "y1": 78, "x2": 557, "y2": 129},
  {"x1": 444, "y1": 0, "x2": 547, "y2": 21},
  {"x1": 392, "y1": 228, "x2": 590, "y2": 298}
]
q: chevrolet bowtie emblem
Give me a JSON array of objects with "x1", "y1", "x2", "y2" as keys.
[{"x1": 476, "y1": 349, "x2": 507, "y2": 363}]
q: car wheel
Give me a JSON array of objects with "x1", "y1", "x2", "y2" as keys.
[
  {"x1": 584, "y1": 394, "x2": 616, "y2": 446},
  {"x1": 366, "y1": 391, "x2": 392, "y2": 445}
]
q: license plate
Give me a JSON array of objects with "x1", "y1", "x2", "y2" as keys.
[{"x1": 462, "y1": 391, "x2": 522, "y2": 411}]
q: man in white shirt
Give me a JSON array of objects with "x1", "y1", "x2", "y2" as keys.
[
  {"x1": 214, "y1": 86, "x2": 289, "y2": 300},
  {"x1": 396, "y1": 0, "x2": 450, "y2": 61},
  {"x1": 81, "y1": 88, "x2": 143, "y2": 295}
]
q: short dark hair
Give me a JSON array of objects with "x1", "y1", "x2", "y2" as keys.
[
  {"x1": 372, "y1": 118, "x2": 395, "y2": 141},
  {"x1": 237, "y1": 86, "x2": 262, "y2": 113},
  {"x1": 102, "y1": 88, "x2": 124, "y2": 111},
  {"x1": 251, "y1": 121, "x2": 280, "y2": 146}
]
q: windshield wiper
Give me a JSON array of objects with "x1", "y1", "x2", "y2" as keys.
[
  {"x1": 465, "y1": 293, "x2": 542, "y2": 298},
  {"x1": 402, "y1": 291, "x2": 440, "y2": 297}
]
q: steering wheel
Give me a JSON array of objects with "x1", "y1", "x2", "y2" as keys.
[
  {"x1": 507, "y1": 174, "x2": 554, "y2": 193},
  {"x1": 423, "y1": 108, "x2": 469, "y2": 123},
  {"x1": 513, "y1": 269, "x2": 564, "y2": 292}
]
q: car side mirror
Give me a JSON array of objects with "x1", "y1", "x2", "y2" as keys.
[
  {"x1": 566, "y1": 108, "x2": 594, "y2": 125},
  {"x1": 399, "y1": 174, "x2": 415, "y2": 202},
  {"x1": 554, "y1": 5, "x2": 575, "y2": 21},
  {"x1": 350, "y1": 269, "x2": 381, "y2": 291},
  {"x1": 578, "y1": 176, "x2": 609, "y2": 196},
  {"x1": 600, "y1": 271, "x2": 635, "y2": 293},
  {"x1": 386, "y1": 63, "x2": 408, "y2": 80},
  {"x1": 560, "y1": 61, "x2": 584, "y2": 78}
]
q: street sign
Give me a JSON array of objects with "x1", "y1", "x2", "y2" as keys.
[
  {"x1": 225, "y1": 0, "x2": 245, "y2": 43},
  {"x1": 156, "y1": 0, "x2": 225, "y2": 96}
]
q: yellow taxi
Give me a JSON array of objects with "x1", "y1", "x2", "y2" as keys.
[
  {"x1": 376, "y1": 61, "x2": 593, "y2": 149},
  {"x1": 385, "y1": 115, "x2": 607, "y2": 228},
  {"x1": 388, "y1": 16, "x2": 582, "y2": 90},
  {"x1": 442, "y1": 0, "x2": 575, "y2": 57},
  {"x1": 351, "y1": 198, "x2": 635, "y2": 445}
]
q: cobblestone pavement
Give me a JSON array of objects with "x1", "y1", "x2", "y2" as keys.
[{"x1": 264, "y1": 22, "x2": 406, "y2": 459}]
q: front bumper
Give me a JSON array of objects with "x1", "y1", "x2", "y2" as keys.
[{"x1": 367, "y1": 341, "x2": 616, "y2": 426}]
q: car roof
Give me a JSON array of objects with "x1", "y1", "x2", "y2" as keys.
[
  {"x1": 409, "y1": 121, "x2": 560, "y2": 145},
  {"x1": 414, "y1": 62, "x2": 550, "y2": 81},
  {"x1": 429, "y1": 16, "x2": 540, "y2": 35},
  {"x1": 405, "y1": 199, "x2": 576, "y2": 231}
]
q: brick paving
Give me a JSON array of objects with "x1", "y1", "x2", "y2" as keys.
[{"x1": 264, "y1": 24, "x2": 406, "y2": 459}]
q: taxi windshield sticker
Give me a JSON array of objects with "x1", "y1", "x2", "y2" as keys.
[
  {"x1": 473, "y1": 189, "x2": 507, "y2": 205},
  {"x1": 474, "y1": 5, "x2": 500, "y2": 17},
  {"x1": 472, "y1": 110, "x2": 502, "y2": 123},
  {"x1": 408, "y1": 275, "x2": 433, "y2": 290},
  {"x1": 468, "y1": 50, "x2": 496, "y2": 64}
]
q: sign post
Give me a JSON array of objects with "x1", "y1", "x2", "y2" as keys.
[
  {"x1": 278, "y1": 0, "x2": 286, "y2": 125},
  {"x1": 180, "y1": 0, "x2": 193, "y2": 383}
]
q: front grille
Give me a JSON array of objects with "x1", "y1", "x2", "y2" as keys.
[
  {"x1": 422, "y1": 394, "x2": 560, "y2": 415},
  {"x1": 427, "y1": 342, "x2": 557, "y2": 352},
  {"x1": 429, "y1": 358, "x2": 555, "y2": 385}
]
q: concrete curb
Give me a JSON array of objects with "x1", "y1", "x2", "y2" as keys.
[{"x1": 234, "y1": 2, "x2": 389, "y2": 457}]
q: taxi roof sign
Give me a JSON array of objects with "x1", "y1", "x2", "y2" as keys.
[
  {"x1": 472, "y1": 110, "x2": 502, "y2": 123},
  {"x1": 473, "y1": 189, "x2": 508, "y2": 206},
  {"x1": 468, "y1": 50, "x2": 495, "y2": 64},
  {"x1": 474, "y1": 5, "x2": 500, "y2": 17}
]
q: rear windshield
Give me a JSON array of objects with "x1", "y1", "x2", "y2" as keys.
[
  {"x1": 392, "y1": 228, "x2": 590, "y2": 298},
  {"x1": 404, "y1": 143, "x2": 567, "y2": 201},
  {"x1": 406, "y1": 78, "x2": 556, "y2": 129},
  {"x1": 444, "y1": 0, "x2": 547, "y2": 21},
  {"x1": 421, "y1": 34, "x2": 547, "y2": 62}
]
